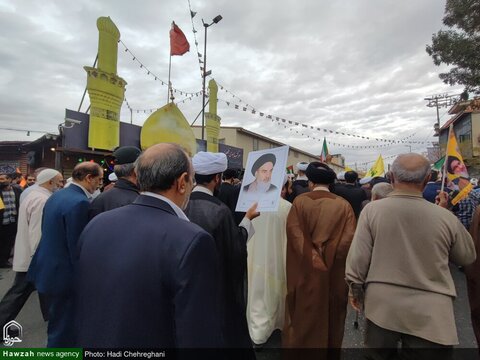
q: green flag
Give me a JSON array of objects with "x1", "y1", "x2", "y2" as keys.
[
  {"x1": 320, "y1": 138, "x2": 329, "y2": 162},
  {"x1": 432, "y1": 156, "x2": 445, "y2": 171}
]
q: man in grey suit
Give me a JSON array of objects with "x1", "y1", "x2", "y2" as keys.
[{"x1": 346, "y1": 153, "x2": 475, "y2": 359}]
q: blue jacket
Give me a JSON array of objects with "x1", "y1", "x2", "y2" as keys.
[
  {"x1": 28, "y1": 184, "x2": 90, "y2": 295},
  {"x1": 75, "y1": 194, "x2": 224, "y2": 348},
  {"x1": 423, "y1": 182, "x2": 442, "y2": 203}
]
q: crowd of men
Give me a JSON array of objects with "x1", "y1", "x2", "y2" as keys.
[{"x1": 0, "y1": 147, "x2": 479, "y2": 359}]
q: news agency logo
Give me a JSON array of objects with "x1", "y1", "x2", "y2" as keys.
[{"x1": 3, "y1": 320, "x2": 23, "y2": 346}]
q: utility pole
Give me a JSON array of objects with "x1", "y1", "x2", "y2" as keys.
[{"x1": 424, "y1": 93, "x2": 461, "y2": 136}]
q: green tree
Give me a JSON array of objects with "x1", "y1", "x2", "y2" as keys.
[{"x1": 426, "y1": 0, "x2": 480, "y2": 94}]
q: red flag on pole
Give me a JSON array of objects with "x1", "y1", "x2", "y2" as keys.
[{"x1": 170, "y1": 22, "x2": 190, "y2": 56}]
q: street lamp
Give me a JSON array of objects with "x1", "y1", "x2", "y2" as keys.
[
  {"x1": 201, "y1": 14, "x2": 222, "y2": 141},
  {"x1": 405, "y1": 145, "x2": 412, "y2": 153}
]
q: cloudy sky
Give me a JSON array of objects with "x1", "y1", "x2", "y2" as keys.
[{"x1": 0, "y1": 0, "x2": 463, "y2": 169}]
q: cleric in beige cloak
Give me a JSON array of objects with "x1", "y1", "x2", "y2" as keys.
[
  {"x1": 247, "y1": 175, "x2": 292, "y2": 345},
  {"x1": 283, "y1": 162, "x2": 356, "y2": 349}
]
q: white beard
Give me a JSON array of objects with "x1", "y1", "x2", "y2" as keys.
[{"x1": 256, "y1": 181, "x2": 271, "y2": 193}]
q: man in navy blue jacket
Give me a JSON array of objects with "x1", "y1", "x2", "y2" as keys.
[
  {"x1": 75, "y1": 143, "x2": 223, "y2": 348},
  {"x1": 28, "y1": 162, "x2": 103, "y2": 347}
]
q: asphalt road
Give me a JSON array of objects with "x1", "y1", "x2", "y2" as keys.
[{"x1": 0, "y1": 265, "x2": 477, "y2": 352}]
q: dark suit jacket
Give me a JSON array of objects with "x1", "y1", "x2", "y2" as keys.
[
  {"x1": 75, "y1": 194, "x2": 224, "y2": 348},
  {"x1": 88, "y1": 178, "x2": 139, "y2": 219},
  {"x1": 217, "y1": 182, "x2": 245, "y2": 225},
  {"x1": 185, "y1": 192, "x2": 251, "y2": 348},
  {"x1": 217, "y1": 182, "x2": 240, "y2": 213},
  {"x1": 28, "y1": 184, "x2": 90, "y2": 296},
  {"x1": 332, "y1": 183, "x2": 367, "y2": 219}
]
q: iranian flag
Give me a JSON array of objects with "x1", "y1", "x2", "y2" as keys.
[{"x1": 319, "y1": 138, "x2": 329, "y2": 162}]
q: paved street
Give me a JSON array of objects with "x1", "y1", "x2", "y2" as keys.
[{"x1": 0, "y1": 265, "x2": 477, "y2": 351}]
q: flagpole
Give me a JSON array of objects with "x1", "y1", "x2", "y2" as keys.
[
  {"x1": 440, "y1": 125, "x2": 452, "y2": 193},
  {"x1": 167, "y1": 54, "x2": 172, "y2": 103},
  {"x1": 167, "y1": 22, "x2": 173, "y2": 103}
]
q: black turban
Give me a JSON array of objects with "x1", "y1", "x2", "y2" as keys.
[
  {"x1": 305, "y1": 162, "x2": 336, "y2": 185},
  {"x1": 251, "y1": 153, "x2": 276, "y2": 175}
]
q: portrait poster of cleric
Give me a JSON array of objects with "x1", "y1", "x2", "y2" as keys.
[{"x1": 236, "y1": 146, "x2": 289, "y2": 212}]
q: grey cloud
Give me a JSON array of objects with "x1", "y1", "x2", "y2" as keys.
[{"x1": 0, "y1": 0, "x2": 462, "y2": 165}]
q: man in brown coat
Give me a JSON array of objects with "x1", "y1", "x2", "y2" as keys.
[{"x1": 283, "y1": 161, "x2": 356, "y2": 350}]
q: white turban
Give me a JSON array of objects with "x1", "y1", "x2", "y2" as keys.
[
  {"x1": 36, "y1": 169, "x2": 61, "y2": 185},
  {"x1": 192, "y1": 152, "x2": 228, "y2": 175},
  {"x1": 296, "y1": 162, "x2": 309, "y2": 172},
  {"x1": 359, "y1": 176, "x2": 372, "y2": 185}
]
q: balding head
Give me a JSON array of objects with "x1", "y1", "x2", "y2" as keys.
[
  {"x1": 72, "y1": 162, "x2": 103, "y2": 194},
  {"x1": 391, "y1": 153, "x2": 431, "y2": 185},
  {"x1": 136, "y1": 143, "x2": 192, "y2": 192}
]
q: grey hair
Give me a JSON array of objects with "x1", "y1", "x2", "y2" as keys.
[
  {"x1": 114, "y1": 163, "x2": 136, "y2": 178},
  {"x1": 136, "y1": 144, "x2": 191, "y2": 192},
  {"x1": 371, "y1": 182, "x2": 393, "y2": 199},
  {"x1": 391, "y1": 154, "x2": 430, "y2": 184}
]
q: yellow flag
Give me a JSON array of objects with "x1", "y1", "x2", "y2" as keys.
[
  {"x1": 446, "y1": 126, "x2": 469, "y2": 181},
  {"x1": 365, "y1": 155, "x2": 384, "y2": 178},
  {"x1": 0, "y1": 197, "x2": 4, "y2": 211},
  {"x1": 445, "y1": 125, "x2": 472, "y2": 205},
  {"x1": 345, "y1": 166, "x2": 353, "y2": 172}
]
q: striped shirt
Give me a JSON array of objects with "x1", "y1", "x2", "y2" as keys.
[{"x1": 2, "y1": 189, "x2": 17, "y2": 225}]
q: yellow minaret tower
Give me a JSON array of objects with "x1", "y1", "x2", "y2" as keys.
[
  {"x1": 84, "y1": 17, "x2": 127, "y2": 150},
  {"x1": 205, "y1": 79, "x2": 221, "y2": 152}
]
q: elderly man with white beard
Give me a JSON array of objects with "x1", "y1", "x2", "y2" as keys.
[
  {"x1": 0, "y1": 169, "x2": 63, "y2": 329},
  {"x1": 242, "y1": 153, "x2": 278, "y2": 195}
]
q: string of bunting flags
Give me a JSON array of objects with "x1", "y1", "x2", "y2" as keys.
[
  {"x1": 187, "y1": 0, "x2": 204, "y2": 80},
  {"x1": 215, "y1": 81, "x2": 257, "y2": 111},
  {"x1": 347, "y1": 153, "x2": 399, "y2": 167},
  {"x1": 123, "y1": 96, "x2": 159, "y2": 114},
  {"x1": 217, "y1": 97, "x2": 432, "y2": 146},
  {"x1": 118, "y1": 39, "x2": 202, "y2": 98},
  {"x1": 269, "y1": 119, "x2": 421, "y2": 150},
  {"x1": 118, "y1": 27, "x2": 425, "y2": 147},
  {"x1": 123, "y1": 94, "x2": 197, "y2": 115},
  {"x1": 116, "y1": 16, "x2": 433, "y2": 152}
]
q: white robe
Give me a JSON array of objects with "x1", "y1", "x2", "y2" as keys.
[
  {"x1": 13, "y1": 186, "x2": 51, "y2": 272},
  {"x1": 246, "y1": 197, "x2": 291, "y2": 344}
]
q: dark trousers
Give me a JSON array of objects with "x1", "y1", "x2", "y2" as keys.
[
  {"x1": 0, "y1": 223, "x2": 17, "y2": 266},
  {"x1": 465, "y1": 264, "x2": 480, "y2": 351},
  {"x1": 365, "y1": 319, "x2": 453, "y2": 360},
  {"x1": 46, "y1": 293, "x2": 75, "y2": 347},
  {"x1": 0, "y1": 271, "x2": 49, "y2": 328}
]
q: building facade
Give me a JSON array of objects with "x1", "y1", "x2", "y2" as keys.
[
  {"x1": 439, "y1": 98, "x2": 480, "y2": 176},
  {"x1": 191, "y1": 126, "x2": 344, "y2": 173}
]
